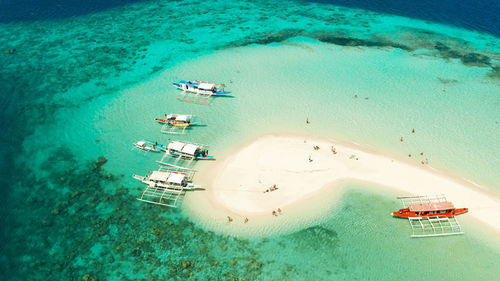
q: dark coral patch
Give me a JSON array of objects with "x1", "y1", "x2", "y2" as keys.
[
  {"x1": 315, "y1": 34, "x2": 413, "y2": 51},
  {"x1": 434, "y1": 42, "x2": 491, "y2": 67},
  {"x1": 461, "y1": 52, "x2": 491, "y2": 67},
  {"x1": 228, "y1": 29, "x2": 413, "y2": 52},
  {"x1": 487, "y1": 65, "x2": 500, "y2": 80},
  {"x1": 228, "y1": 29, "x2": 305, "y2": 47}
]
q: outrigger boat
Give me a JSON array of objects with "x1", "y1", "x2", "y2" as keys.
[
  {"x1": 133, "y1": 164, "x2": 203, "y2": 207},
  {"x1": 173, "y1": 80, "x2": 231, "y2": 104},
  {"x1": 132, "y1": 140, "x2": 167, "y2": 155},
  {"x1": 393, "y1": 195, "x2": 468, "y2": 238},
  {"x1": 155, "y1": 114, "x2": 200, "y2": 134},
  {"x1": 162, "y1": 140, "x2": 214, "y2": 161}
]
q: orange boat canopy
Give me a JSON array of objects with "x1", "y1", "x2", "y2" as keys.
[{"x1": 408, "y1": 202, "x2": 454, "y2": 212}]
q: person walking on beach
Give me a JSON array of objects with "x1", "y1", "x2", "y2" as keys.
[
  {"x1": 306, "y1": 117, "x2": 310, "y2": 124},
  {"x1": 277, "y1": 208, "x2": 282, "y2": 214},
  {"x1": 272, "y1": 210, "x2": 276, "y2": 216},
  {"x1": 309, "y1": 155, "x2": 312, "y2": 162},
  {"x1": 244, "y1": 217, "x2": 249, "y2": 223},
  {"x1": 227, "y1": 216, "x2": 233, "y2": 222}
]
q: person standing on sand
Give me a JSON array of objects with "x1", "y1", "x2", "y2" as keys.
[
  {"x1": 278, "y1": 208, "x2": 282, "y2": 214},
  {"x1": 227, "y1": 216, "x2": 233, "y2": 222},
  {"x1": 244, "y1": 217, "x2": 249, "y2": 223}
]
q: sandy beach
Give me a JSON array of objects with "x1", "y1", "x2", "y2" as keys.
[{"x1": 185, "y1": 134, "x2": 500, "y2": 236}]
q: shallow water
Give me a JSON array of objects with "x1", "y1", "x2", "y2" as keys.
[{"x1": 2, "y1": 0, "x2": 500, "y2": 280}]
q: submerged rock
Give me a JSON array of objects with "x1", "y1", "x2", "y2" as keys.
[{"x1": 95, "y1": 156, "x2": 107, "y2": 168}]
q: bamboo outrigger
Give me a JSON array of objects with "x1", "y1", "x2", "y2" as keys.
[{"x1": 393, "y1": 195, "x2": 467, "y2": 238}]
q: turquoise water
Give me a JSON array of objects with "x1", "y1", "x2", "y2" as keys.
[{"x1": 2, "y1": 0, "x2": 500, "y2": 280}]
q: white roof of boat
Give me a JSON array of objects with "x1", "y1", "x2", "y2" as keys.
[
  {"x1": 181, "y1": 144, "x2": 199, "y2": 155},
  {"x1": 176, "y1": 115, "x2": 189, "y2": 122},
  {"x1": 198, "y1": 83, "x2": 215, "y2": 90},
  {"x1": 166, "y1": 114, "x2": 173, "y2": 119},
  {"x1": 149, "y1": 171, "x2": 170, "y2": 182},
  {"x1": 168, "y1": 141, "x2": 185, "y2": 151},
  {"x1": 136, "y1": 140, "x2": 146, "y2": 146},
  {"x1": 167, "y1": 172, "x2": 185, "y2": 184}
]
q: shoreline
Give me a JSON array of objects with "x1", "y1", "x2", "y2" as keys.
[{"x1": 183, "y1": 134, "x2": 500, "y2": 237}]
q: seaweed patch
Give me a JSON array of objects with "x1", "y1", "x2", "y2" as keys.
[{"x1": 437, "y1": 77, "x2": 459, "y2": 84}]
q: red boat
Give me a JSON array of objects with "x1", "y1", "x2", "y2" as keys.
[{"x1": 392, "y1": 201, "x2": 468, "y2": 218}]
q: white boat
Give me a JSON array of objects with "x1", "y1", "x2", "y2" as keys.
[
  {"x1": 173, "y1": 80, "x2": 231, "y2": 103},
  {"x1": 162, "y1": 140, "x2": 214, "y2": 160},
  {"x1": 132, "y1": 140, "x2": 166, "y2": 155},
  {"x1": 133, "y1": 170, "x2": 197, "y2": 190},
  {"x1": 133, "y1": 165, "x2": 203, "y2": 208}
]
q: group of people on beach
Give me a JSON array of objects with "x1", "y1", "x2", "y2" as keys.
[
  {"x1": 264, "y1": 184, "x2": 278, "y2": 193},
  {"x1": 308, "y1": 145, "x2": 338, "y2": 162}
]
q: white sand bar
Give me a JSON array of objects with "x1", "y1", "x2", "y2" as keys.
[{"x1": 200, "y1": 135, "x2": 500, "y2": 234}]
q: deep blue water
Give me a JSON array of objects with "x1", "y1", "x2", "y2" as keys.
[
  {"x1": 2, "y1": 0, "x2": 499, "y2": 38},
  {"x1": 309, "y1": 0, "x2": 500, "y2": 37},
  {"x1": 0, "y1": 0, "x2": 147, "y2": 22},
  {"x1": 2, "y1": 0, "x2": 499, "y2": 37}
]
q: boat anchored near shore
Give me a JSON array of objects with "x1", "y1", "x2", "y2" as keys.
[
  {"x1": 173, "y1": 80, "x2": 231, "y2": 104},
  {"x1": 155, "y1": 114, "x2": 200, "y2": 134},
  {"x1": 132, "y1": 140, "x2": 166, "y2": 155},
  {"x1": 161, "y1": 140, "x2": 214, "y2": 161},
  {"x1": 133, "y1": 163, "x2": 203, "y2": 208},
  {"x1": 393, "y1": 195, "x2": 468, "y2": 238}
]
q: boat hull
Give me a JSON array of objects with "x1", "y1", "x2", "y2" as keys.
[
  {"x1": 168, "y1": 151, "x2": 215, "y2": 160},
  {"x1": 392, "y1": 208, "x2": 468, "y2": 218},
  {"x1": 173, "y1": 81, "x2": 231, "y2": 96},
  {"x1": 171, "y1": 123, "x2": 190, "y2": 127}
]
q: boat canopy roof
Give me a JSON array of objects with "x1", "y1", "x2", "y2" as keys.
[
  {"x1": 167, "y1": 172, "x2": 185, "y2": 184},
  {"x1": 166, "y1": 114, "x2": 174, "y2": 119},
  {"x1": 136, "y1": 140, "x2": 146, "y2": 146},
  {"x1": 198, "y1": 83, "x2": 215, "y2": 90},
  {"x1": 149, "y1": 171, "x2": 170, "y2": 182},
  {"x1": 168, "y1": 141, "x2": 185, "y2": 152},
  {"x1": 176, "y1": 115, "x2": 189, "y2": 122},
  {"x1": 408, "y1": 202, "x2": 454, "y2": 212},
  {"x1": 181, "y1": 144, "x2": 199, "y2": 155}
]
